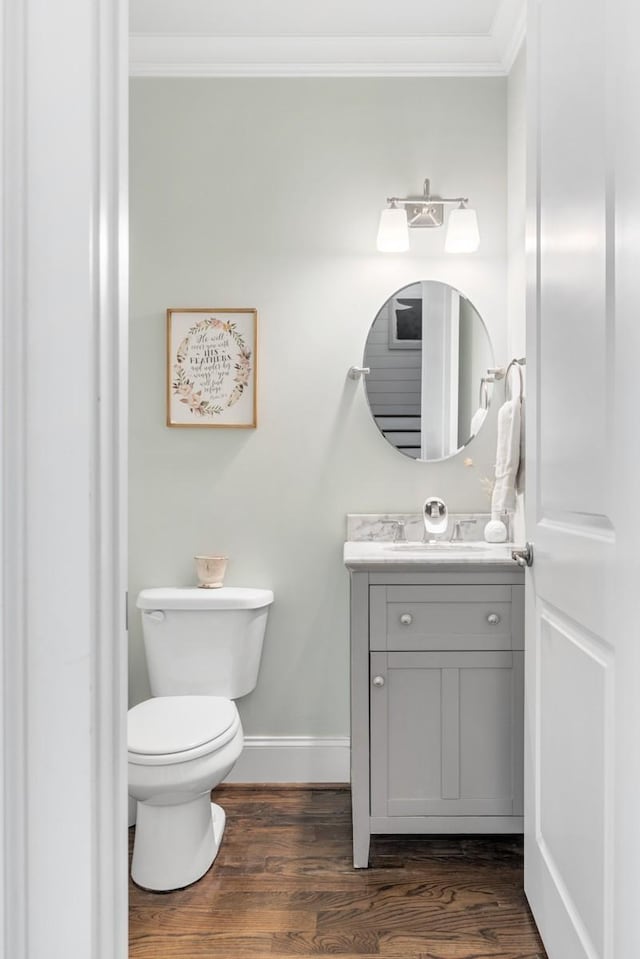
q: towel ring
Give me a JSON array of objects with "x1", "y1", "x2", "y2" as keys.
[{"x1": 505, "y1": 359, "x2": 524, "y2": 403}]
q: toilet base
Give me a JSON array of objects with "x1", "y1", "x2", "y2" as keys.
[{"x1": 131, "y1": 798, "x2": 226, "y2": 892}]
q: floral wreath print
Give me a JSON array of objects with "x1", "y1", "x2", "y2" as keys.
[{"x1": 172, "y1": 317, "x2": 252, "y2": 418}]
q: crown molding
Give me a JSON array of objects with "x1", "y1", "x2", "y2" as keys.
[
  {"x1": 501, "y1": 9, "x2": 526, "y2": 73},
  {"x1": 492, "y1": 0, "x2": 526, "y2": 72},
  {"x1": 129, "y1": 28, "x2": 523, "y2": 78}
]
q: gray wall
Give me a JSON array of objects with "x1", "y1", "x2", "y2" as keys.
[{"x1": 129, "y1": 78, "x2": 507, "y2": 736}]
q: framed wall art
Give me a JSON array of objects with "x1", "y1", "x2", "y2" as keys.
[
  {"x1": 388, "y1": 295, "x2": 422, "y2": 349},
  {"x1": 166, "y1": 308, "x2": 257, "y2": 428}
]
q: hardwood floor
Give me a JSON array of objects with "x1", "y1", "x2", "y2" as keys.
[{"x1": 129, "y1": 785, "x2": 546, "y2": 959}]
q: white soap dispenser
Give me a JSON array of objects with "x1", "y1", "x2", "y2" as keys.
[{"x1": 484, "y1": 511, "x2": 508, "y2": 543}]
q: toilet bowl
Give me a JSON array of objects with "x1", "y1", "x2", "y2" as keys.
[
  {"x1": 128, "y1": 586, "x2": 273, "y2": 891},
  {"x1": 128, "y1": 695, "x2": 243, "y2": 890}
]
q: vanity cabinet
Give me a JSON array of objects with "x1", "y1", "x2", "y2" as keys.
[{"x1": 348, "y1": 568, "x2": 524, "y2": 868}]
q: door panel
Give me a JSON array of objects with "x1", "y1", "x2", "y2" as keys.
[
  {"x1": 538, "y1": 608, "x2": 611, "y2": 958},
  {"x1": 459, "y1": 664, "x2": 515, "y2": 801},
  {"x1": 370, "y1": 651, "x2": 521, "y2": 818},
  {"x1": 372, "y1": 653, "x2": 443, "y2": 815},
  {"x1": 537, "y1": 0, "x2": 609, "y2": 521},
  {"x1": 525, "y1": 1, "x2": 630, "y2": 957}
]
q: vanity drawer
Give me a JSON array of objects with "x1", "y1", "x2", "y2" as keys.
[{"x1": 370, "y1": 585, "x2": 515, "y2": 651}]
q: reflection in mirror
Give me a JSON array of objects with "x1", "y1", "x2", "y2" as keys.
[{"x1": 363, "y1": 281, "x2": 494, "y2": 462}]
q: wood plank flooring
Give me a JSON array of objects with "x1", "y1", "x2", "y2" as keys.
[{"x1": 129, "y1": 785, "x2": 546, "y2": 959}]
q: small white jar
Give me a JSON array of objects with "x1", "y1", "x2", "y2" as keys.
[{"x1": 484, "y1": 514, "x2": 508, "y2": 543}]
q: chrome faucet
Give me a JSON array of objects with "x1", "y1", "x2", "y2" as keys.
[
  {"x1": 380, "y1": 519, "x2": 407, "y2": 543},
  {"x1": 449, "y1": 518, "x2": 478, "y2": 542},
  {"x1": 423, "y1": 496, "x2": 448, "y2": 542}
]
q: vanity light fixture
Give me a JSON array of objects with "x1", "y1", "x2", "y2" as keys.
[
  {"x1": 376, "y1": 201, "x2": 410, "y2": 252},
  {"x1": 444, "y1": 202, "x2": 480, "y2": 253},
  {"x1": 376, "y1": 178, "x2": 480, "y2": 253}
]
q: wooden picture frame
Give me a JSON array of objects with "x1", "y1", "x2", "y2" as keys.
[{"x1": 166, "y1": 308, "x2": 257, "y2": 428}]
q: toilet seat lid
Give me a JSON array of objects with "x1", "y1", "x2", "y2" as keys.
[{"x1": 128, "y1": 696, "x2": 237, "y2": 757}]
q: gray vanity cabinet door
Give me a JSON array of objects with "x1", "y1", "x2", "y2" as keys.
[{"x1": 370, "y1": 650, "x2": 524, "y2": 818}]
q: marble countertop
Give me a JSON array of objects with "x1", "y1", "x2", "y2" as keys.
[{"x1": 343, "y1": 540, "x2": 523, "y2": 570}]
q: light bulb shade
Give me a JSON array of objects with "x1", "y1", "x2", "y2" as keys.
[
  {"x1": 444, "y1": 207, "x2": 480, "y2": 253},
  {"x1": 376, "y1": 207, "x2": 409, "y2": 252}
]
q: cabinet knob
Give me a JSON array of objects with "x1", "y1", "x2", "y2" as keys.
[
  {"x1": 487, "y1": 613, "x2": 501, "y2": 625},
  {"x1": 400, "y1": 613, "x2": 413, "y2": 626},
  {"x1": 372, "y1": 675, "x2": 385, "y2": 688}
]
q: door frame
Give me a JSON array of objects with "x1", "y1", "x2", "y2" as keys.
[{"x1": 1, "y1": 1, "x2": 128, "y2": 956}]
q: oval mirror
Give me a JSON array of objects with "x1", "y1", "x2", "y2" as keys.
[{"x1": 363, "y1": 281, "x2": 494, "y2": 461}]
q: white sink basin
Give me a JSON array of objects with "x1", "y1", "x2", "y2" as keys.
[
  {"x1": 343, "y1": 540, "x2": 521, "y2": 569},
  {"x1": 388, "y1": 541, "x2": 491, "y2": 552}
]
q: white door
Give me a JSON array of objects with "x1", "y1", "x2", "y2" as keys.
[{"x1": 525, "y1": 1, "x2": 640, "y2": 958}]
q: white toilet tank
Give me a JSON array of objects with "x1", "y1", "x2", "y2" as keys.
[{"x1": 137, "y1": 587, "x2": 274, "y2": 699}]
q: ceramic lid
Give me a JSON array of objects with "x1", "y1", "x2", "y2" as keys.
[
  {"x1": 137, "y1": 586, "x2": 274, "y2": 611},
  {"x1": 128, "y1": 696, "x2": 237, "y2": 756}
]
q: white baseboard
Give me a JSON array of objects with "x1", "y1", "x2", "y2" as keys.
[
  {"x1": 128, "y1": 736, "x2": 350, "y2": 824},
  {"x1": 225, "y1": 736, "x2": 350, "y2": 784}
]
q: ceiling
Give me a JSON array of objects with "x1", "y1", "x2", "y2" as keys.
[{"x1": 130, "y1": 0, "x2": 525, "y2": 77}]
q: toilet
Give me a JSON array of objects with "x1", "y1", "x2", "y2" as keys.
[{"x1": 128, "y1": 586, "x2": 274, "y2": 891}]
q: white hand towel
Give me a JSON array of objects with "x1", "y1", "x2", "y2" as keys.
[
  {"x1": 469, "y1": 407, "x2": 487, "y2": 436},
  {"x1": 491, "y1": 398, "x2": 521, "y2": 515}
]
